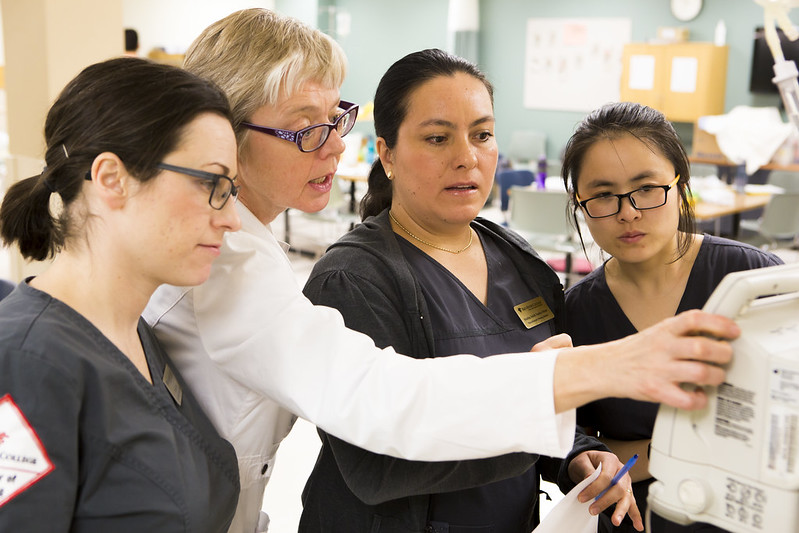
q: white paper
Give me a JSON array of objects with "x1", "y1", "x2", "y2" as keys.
[
  {"x1": 628, "y1": 55, "x2": 655, "y2": 90},
  {"x1": 532, "y1": 462, "x2": 602, "y2": 533},
  {"x1": 700, "y1": 106, "x2": 795, "y2": 175},
  {"x1": 670, "y1": 56, "x2": 698, "y2": 93},
  {"x1": 523, "y1": 18, "x2": 631, "y2": 112}
]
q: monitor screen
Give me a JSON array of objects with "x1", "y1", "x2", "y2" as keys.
[{"x1": 750, "y1": 26, "x2": 799, "y2": 94}]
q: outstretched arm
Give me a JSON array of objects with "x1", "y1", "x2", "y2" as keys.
[
  {"x1": 554, "y1": 309, "x2": 737, "y2": 413},
  {"x1": 148, "y1": 229, "x2": 738, "y2": 462}
]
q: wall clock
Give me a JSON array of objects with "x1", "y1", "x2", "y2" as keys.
[{"x1": 670, "y1": 0, "x2": 703, "y2": 21}]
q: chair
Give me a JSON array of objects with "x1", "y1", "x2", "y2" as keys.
[
  {"x1": 507, "y1": 130, "x2": 546, "y2": 168},
  {"x1": 766, "y1": 170, "x2": 799, "y2": 192},
  {"x1": 739, "y1": 192, "x2": 799, "y2": 249},
  {"x1": 289, "y1": 177, "x2": 361, "y2": 257},
  {"x1": 507, "y1": 186, "x2": 593, "y2": 287},
  {"x1": 495, "y1": 169, "x2": 535, "y2": 224},
  {"x1": 689, "y1": 161, "x2": 719, "y2": 178}
]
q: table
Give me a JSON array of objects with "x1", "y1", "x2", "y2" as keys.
[
  {"x1": 282, "y1": 162, "x2": 371, "y2": 248},
  {"x1": 689, "y1": 155, "x2": 799, "y2": 173},
  {"x1": 335, "y1": 162, "x2": 371, "y2": 214},
  {"x1": 693, "y1": 191, "x2": 771, "y2": 237}
]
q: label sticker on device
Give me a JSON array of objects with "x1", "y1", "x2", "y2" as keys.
[
  {"x1": 514, "y1": 297, "x2": 554, "y2": 329},
  {"x1": 0, "y1": 394, "x2": 54, "y2": 507}
]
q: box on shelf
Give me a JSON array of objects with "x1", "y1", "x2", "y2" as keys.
[
  {"x1": 655, "y1": 27, "x2": 690, "y2": 43},
  {"x1": 691, "y1": 121, "x2": 727, "y2": 162},
  {"x1": 692, "y1": 119, "x2": 799, "y2": 167}
]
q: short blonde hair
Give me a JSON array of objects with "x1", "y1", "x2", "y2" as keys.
[{"x1": 184, "y1": 8, "x2": 347, "y2": 157}]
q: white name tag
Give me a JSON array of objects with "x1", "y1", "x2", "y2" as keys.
[{"x1": 0, "y1": 394, "x2": 55, "y2": 507}]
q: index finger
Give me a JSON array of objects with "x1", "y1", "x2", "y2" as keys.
[
  {"x1": 531, "y1": 333, "x2": 573, "y2": 352},
  {"x1": 668, "y1": 310, "x2": 740, "y2": 340},
  {"x1": 671, "y1": 335, "x2": 734, "y2": 367}
]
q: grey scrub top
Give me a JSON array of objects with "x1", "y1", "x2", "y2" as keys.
[{"x1": 0, "y1": 281, "x2": 239, "y2": 532}]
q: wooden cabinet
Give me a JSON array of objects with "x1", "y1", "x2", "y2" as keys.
[{"x1": 620, "y1": 42, "x2": 728, "y2": 123}]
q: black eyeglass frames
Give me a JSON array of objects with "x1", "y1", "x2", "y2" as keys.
[
  {"x1": 241, "y1": 100, "x2": 359, "y2": 153},
  {"x1": 576, "y1": 175, "x2": 681, "y2": 219},
  {"x1": 156, "y1": 162, "x2": 239, "y2": 210}
]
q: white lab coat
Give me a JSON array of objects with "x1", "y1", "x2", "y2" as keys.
[{"x1": 144, "y1": 204, "x2": 576, "y2": 533}]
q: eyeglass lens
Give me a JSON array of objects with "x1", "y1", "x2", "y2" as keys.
[
  {"x1": 585, "y1": 187, "x2": 668, "y2": 218},
  {"x1": 156, "y1": 162, "x2": 237, "y2": 210},
  {"x1": 299, "y1": 105, "x2": 357, "y2": 152},
  {"x1": 210, "y1": 180, "x2": 235, "y2": 209}
]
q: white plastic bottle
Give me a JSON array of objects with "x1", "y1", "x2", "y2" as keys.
[{"x1": 714, "y1": 19, "x2": 726, "y2": 47}]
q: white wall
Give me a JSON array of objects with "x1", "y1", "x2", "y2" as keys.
[
  {"x1": 122, "y1": 0, "x2": 275, "y2": 56},
  {"x1": 0, "y1": 1, "x2": 280, "y2": 63}
]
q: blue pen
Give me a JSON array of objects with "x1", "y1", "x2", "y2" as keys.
[{"x1": 595, "y1": 453, "x2": 639, "y2": 501}]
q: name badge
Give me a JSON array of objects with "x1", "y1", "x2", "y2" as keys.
[
  {"x1": 163, "y1": 365, "x2": 183, "y2": 406},
  {"x1": 513, "y1": 296, "x2": 554, "y2": 329}
]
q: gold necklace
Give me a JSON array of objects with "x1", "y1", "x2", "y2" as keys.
[{"x1": 388, "y1": 210, "x2": 473, "y2": 254}]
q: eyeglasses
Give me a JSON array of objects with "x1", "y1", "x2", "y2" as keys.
[
  {"x1": 576, "y1": 174, "x2": 681, "y2": 219},
  {"x1": 156, "y1": 162, "x2": 239, "y2": 210},
  {"x1": 241, "y1": 100, "x2": 359, "y2": 153}
]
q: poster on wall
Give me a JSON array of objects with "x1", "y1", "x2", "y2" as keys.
[{"x1": 524, "y1": 18, "x2": 631, "y2": 112}]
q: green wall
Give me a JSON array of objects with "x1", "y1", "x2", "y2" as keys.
[
  {"x1": 286, "y1": 0, "x2": 784, "y2": 159},
  {"x1": 275, "y1": 0, "x2": 317, "y2": 26}
]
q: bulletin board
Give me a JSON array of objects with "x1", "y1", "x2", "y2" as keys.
[{"x1": 523, "y1": 18, "x2": 631, "y2": 112}]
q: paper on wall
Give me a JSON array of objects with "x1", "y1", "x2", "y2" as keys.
[
  {"x1": 531, "y1": 462, "x2": 601, "y2": 533},
  {"x1": 629, "y1": 55, "x2": 655, "y2": 90},
  {"x1": 670, "y1": 56, "x2": 698, "y2": 93}
]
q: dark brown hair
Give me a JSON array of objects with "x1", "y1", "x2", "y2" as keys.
[
  {"x1": 360, "y1": 48, "x2": 494, "y2": 219},
  {"x1": 0, "y1": 57, "x2": 232, "y2": 261},
  {"x1": 561, "y1": 101, "x2": 695, "y2": 259}
]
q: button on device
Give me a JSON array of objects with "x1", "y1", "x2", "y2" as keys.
[{"x1": 678, "y1": 478, "x2": 711, "y2": 514}]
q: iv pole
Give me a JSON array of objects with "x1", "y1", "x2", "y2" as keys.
[{"x1": 756, "y1": 0, "x2": 799, "y2": 131}]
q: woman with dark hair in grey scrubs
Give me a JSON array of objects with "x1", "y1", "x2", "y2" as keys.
[{"x1": 0, "y1": 57, "x2": 241, "y2": 532}]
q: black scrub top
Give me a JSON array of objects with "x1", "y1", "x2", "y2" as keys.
[
  {"x1": 565, "y1": 235, "x2": 781, "y2": 533},
  {"x1": 568, "y1": 236, "x2": 783, "y2": 440},
  {"x1": 401, "y1": 229, "x2": 557, "y2": 532},
  {"x1": 0, "y1": 282, "x2": 239, "y2": 532}
]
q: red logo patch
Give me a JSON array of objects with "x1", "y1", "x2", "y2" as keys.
[{"x1": 0, "y1": 394, "x2": 55, "y2": 507}]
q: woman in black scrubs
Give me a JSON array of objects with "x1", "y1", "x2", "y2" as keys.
[
  {"x1": 0, "y1": 57, "x2": 241, "y2": 532},
  {"x1": 299, "y1": 49, "x2": 641, "y2": 533},
  {"x1": 561, "y1": 102, "x2": 782, "y2": 532}
]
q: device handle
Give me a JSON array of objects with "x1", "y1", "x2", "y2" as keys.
[{"x1": 702, "y1": 263, "x2": 799, "y2": 319}]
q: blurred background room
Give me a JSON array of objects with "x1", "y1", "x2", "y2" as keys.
[{"x1": 2, "y1": 1, "x2": 799, "y2": 530}]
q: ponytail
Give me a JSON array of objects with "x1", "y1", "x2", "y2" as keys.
[
  {"x1": 0, "y1": 172, "x2": 61, "y2": 261},
  {"x1": 1, "y1": 140, "x2": 91, "y2": 261},
  {"x1": 359, "y1": 159, "x2": 393, "y2": 220}
]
